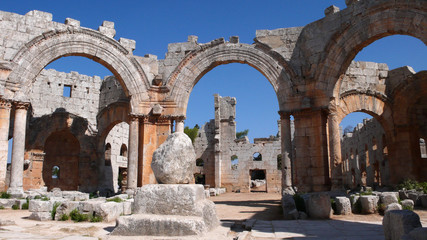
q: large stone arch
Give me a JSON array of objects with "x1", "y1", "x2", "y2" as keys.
[
  {"x1": 313, "y1": 0, "x2": 427, "y2": 97},
  {"x1": 97, "y1": 101, "x2": 130, "y2": 145},
  {"x1": 7, "y1": 28, "x2": 150, "y2": 111},
  {"x1": 165, "y1": 42, "x2": 295, "y2": 115}
]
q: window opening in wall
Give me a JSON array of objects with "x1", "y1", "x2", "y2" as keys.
[
  {"x1": 105, "y1": 143, "x2": 111, "y2": 166},
  {"x1": 420, "y1": 138, "x2": 426, "y2": 158},
  {"x1": 277, "y1": 154, "x2": 282, "y2": 170},
  {"x1": 194, "y1": 173, "x2": 205, "y2": 185},
  {"x1": 120, "y1": 144, "x2": 128, "y2": 157},
  {"x1": 196, "y1": 158, "x2": 204, "y2": 167},
  {"x1": 231, "y1": 155, "x2": 238, "y2": 170},
  {"x1": 63, "y1": 85, "x2": 72, "y2": 97},
  {"x1": 253, "y1": 152, "x2": 262, "y2": 161},
  {"x1": 118, "y1": 167, "x2": 127, "y2": 192},
  {"x1": 250, "y1": 169, "x2": 267, "y2": 192},
  {"x1": 52, "y1": 166, "x2": 60, "y2": 179}
]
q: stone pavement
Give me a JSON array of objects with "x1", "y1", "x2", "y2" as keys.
[{"x1": 242, "y1": 219, "x2": 385, "y2": 240}]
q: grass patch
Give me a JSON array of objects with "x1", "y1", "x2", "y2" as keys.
[
  {"x1": 70, "y1": 209, "x2": 88, "y2": 222},
  {"x1": 12, "y1": 204, "x2": 19, "y2": 210},
  {"x1": 51, "y1": 202, "x2": 61, "y2": 220},
  {"x1": 22, "y1": 199, "x2": 29, "y2": 210},
  {"x1": 59, "y1": 214, "x2": 69, "y2": 221},
  {"x1": 359, "y1": 190, "x2": 373, "y2": 196},
  {"x1": 90, "y1": 214, "x2": 103, "y2": 222},
  {"x1": 106, "y1": 197, "x2": 123, "y2": 203},
  {"x1": 402, "y1": 205, "x2": 414, "y2": 211},
  {"x1": 0, "y1": 192, "x2": 11, "y2": 199}
]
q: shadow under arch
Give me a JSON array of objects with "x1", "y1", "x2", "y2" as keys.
[
  {"x1": 165, "y1": 42, "x2": 296, "y2": 116},
  {"x1": 7, "y1": 28, "x2": 150, "y2": 109}
]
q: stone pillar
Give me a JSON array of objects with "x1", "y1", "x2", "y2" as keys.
[
  {"x1": 175, "y1": 117, "x2": 185, "y2": 133},
  {"x1": 0, "y1": 99, "x2": 11, "y2": 191},
  {"x1": 279, "y1": 111, "x2": 293, "y2": 193},
  {"x1": 328, "y1": 111, "x2": 343, "y2": 190},
  {"x1": 127, "y1": 115, "x2": 139, "y2": 192},
  {"x1": 8, "y1": 102, "x2": 30, "y2": 196}
]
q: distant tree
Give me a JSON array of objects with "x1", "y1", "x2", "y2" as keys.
[
  {"x1": 236, "y1": 129, "x2": 249, "y2": 139},
  {"x1": 343, "y1": 125, "x2": 354, "y2": 134},
  {"x1": 184, "y1": 125, "x2": 199, "y2": 144}
]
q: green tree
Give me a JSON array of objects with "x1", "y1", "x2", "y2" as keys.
[
  {"x1": 236, "y1": 129, "x2": 249, "y2": 139},
  {"x1": 184, "y1": 125, "x2": 199, "y2": 144}
]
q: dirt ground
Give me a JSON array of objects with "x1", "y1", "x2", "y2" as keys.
[{"x1": 0, "y1": 192, "x2": 426, "y2": 239}]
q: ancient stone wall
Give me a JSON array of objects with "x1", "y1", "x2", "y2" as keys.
[{"x1": 194, "y1": 94, "x2": 282, "y2": 193}]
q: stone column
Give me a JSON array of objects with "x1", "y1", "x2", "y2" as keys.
[
  {"x1": 8, "y1": 102, "x2": 30, "y2": 196},
  {"x1": 279, "y1": 111, "x2": 294, "y2": 194},
  {"x1": 175, "y1": 117, "x2": 185, "y2": 133},
  {"x1": 328, "y1": 111, "x2": 343, "y2": 190},
  {"x1": 127, "y1": 115, "x2": 139, "y2": 192},
  {"x1": 0, "y1": 99, "x2": 11, "y2": 191}
]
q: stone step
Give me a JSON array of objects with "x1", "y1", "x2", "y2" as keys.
[{"x1": 111, "y1": 214, "x2": 207, "y2": 236}]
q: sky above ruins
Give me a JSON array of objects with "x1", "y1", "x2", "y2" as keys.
[{"x1": 2, "y1": 0, "x2": 426, "y2": 141}]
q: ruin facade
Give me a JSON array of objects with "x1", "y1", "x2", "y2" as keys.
[{"x1": 0, "y1": 0, "x2": 425, "y2": 196}]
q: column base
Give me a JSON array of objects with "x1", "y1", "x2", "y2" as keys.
[{"x1": 7, "y1": 187, "x2": 25, "y2": 198}]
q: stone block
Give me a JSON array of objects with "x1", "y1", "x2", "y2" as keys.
[
  {"x1": 111, "y1": 214, "x2": 206, "y2": 236},
  {"x1": 119, "y1": 38, "x2": 136, "y2": 53},
  {"x1": 14, "y1": 199, "x2": 27, "y2": 209},
  {"x1": 383, "y1": 210, "x2": 422, "y2": 240},
  {"x1": 204, "y1": 190, "x2": 210, "y2": 198},
  {"x1": 408, "y1": 192, "x2": 421, "y2": 206},
  {"x1": 324, "y1": 5, "x2": 340, "y2": 16},
  {"x1": 404, "y1": 227, "x2": 427, "y2": 240},
  {"x1": 335, "y1": 197, "x2": 351, "y2": 215},
  {"x1": 95, "y1": 202, "x2": 123, "y2": 222},
  {"x1": 381, "y1": 192, "x2": 399, "y2": 206},
  {"x1": 29, "y1": 211, "x2": 51, "y2": 221},
  {"x1": 281, "y1": 193, "x2": 297, "y2": 220},
  {"x1": 401, "y1": 199, "x2": 414, "y2": 210},
  {"x1": 55, "y1": 201, "x2": 80, "y2": 220},
  {"x1": 399, "y1": 190, "x2": 409, "y2": 200},
  {"x1": 123, "y1": 201, "x2": 132, "y2": 215},
  {"x1": 420, "y1": 195, "x2": 427, "y2": 208},
  {"x1": 360, "y1": 195, "x2": 379, "y2": 214},
  {"x1": 29, "y1": 200, "x2": 53, "y2": 212},
  {"x1": 64, "y1": 18, "x2": 80, "y2": 27},
  {"x1": 0, "y1": 199, "x2": 16, "y2": 208},
  {"x1": 307, "y1": 193, "x2": 331, "y2": 219},
  {"x1": 385, "y1": 203, "x2": 402, "y2": 213},
  {"x1": 133, "y1": 185, "x2": 205, "y2": 216}
]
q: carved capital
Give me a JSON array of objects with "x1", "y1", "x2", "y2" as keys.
[
  {"x1": 0, "y1": 99, "x2": 12, "y2": 110},
  {"x1": 128, "y1": 114, "x2": 140, "y2": 122},
  {"x1": 174, "y1": 115, "x2": 186, "y2": 123},
  {"x1": 278, "y1": 111, "x2": 291, "y2": 120},
  {"x1": 14, "y1": 101, "x2": 30, "y2": 110}
]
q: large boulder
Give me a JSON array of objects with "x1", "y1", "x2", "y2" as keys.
[
  {"x1": 307, "y1": 193, "x2": 331, "y2": 219},
  {"x1": 360, "y1": 195, "x2": 379, "y2": 214},
  {"x1": 383, "y1": 210, "x2": 422, "y2": 240},
  {"x1": 335, "y1": 197, "x2": 351, "y2": 215},
  {"x1": 151, "y1": 132, "x2": 196, "y2": 184}
]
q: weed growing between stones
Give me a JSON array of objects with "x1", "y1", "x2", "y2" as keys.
[
  {"x1": 0, "y1": 192, "x2": 11, "y2": 199},
  {"x1": 0, "y1": 206, "x2": 4, "y2": 210},
  {"x1": 34, "y1": 195, "x2": 50, "y2": 201},
  {"x1": 12, "y1": 204, "x2": 19, "y2": 210},
  {"x1": 402, "y1": 205, "x2": 414, "y2": 211},
  {"x1": 70, "y1": 209, "x2": 89, "y2": 222},
  {"x1": 59, "y1": 214, "x2": 69, "y2": 221},
  {"x1": 51, "y1": 202, "x2": 61, "y2": 220},
  {"x1": 90, "y1": 214, "x2": 103, "y2": 222},
  {"x1": 21, "y1": 199, "x2": 29, "y2": 210},
  {"x1": 106, "y1": 197, "x2": 123, "y2": 203}
]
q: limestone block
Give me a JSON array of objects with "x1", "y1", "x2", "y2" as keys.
[
  {"x1": 360, "y1": 195, "x2": 379, "y2": 214},
  {"x1": 111, "y1": 214, "x2": 206, "y2": 236},
  {"x1": 404, "y1": 227, "x2": 427, "y2": 240},
  {"x1": 95, "y1": 202, "x2": 123, "y2": 222},
  {"x1": 298, "y1": 211, "x2": 308, "y2": 220},
  {"x1": 281, "y1": 193, "x2": 297, "y2": 220},
  {"x1": 14, "y1": 199, "x2": 27, "y2": 209},
  {"x1": 133, "y1": 185, "x2": 204, "y2": 216},
  {"x1": 307, "y1": 194, "x2": 331, "y2": 219},
  {"x1": 399, "y1": 190, "x2": 409, "y2": 200},
  {"x1": 0, "y1": 199, "x2": 16, "y2": 208},
  {"x1": 381, "y1": 192, "x2": 399, "y2": 206},
  {"x1": 385, "y1": 203, "x2": 402, "y2": 213},
  {"x1": 29, "y1": 200, "x2": 53, "y2": 212},
  {"x1": 65, "y1": 18, "x2": 80, "y2": 27},
  {"x1": 55, "y1": 201, "x2": 80, "y2": 220},
  {"x1": 62, "y1": 191, "x2": 89, "y2": 201},
  {"x1": 324, "y1": 5, "x2": 340, "y2": 16},
  {"x1": 204, "y1": 190, "x2": 210, "y2": 198},
  {"x1": 123, "y1": 201, "x2": 132, "y2": 215},
  {"x1": 420, "y1": 195, "x2": 427, "y2": 208},
  {"x1": 29, "y1": 212, "x2": 51, "y2": 221},
  {"x1": 383, "y1": 210, "x2": 422, "y2": 240},
  {"x1": 408, "y1": 192, "x2": 421, "y2": 206},
  {"x1": 151, "y1": 132, "x2": 196, "y2": 184},
  {"x1": 209, "y1": 188, "x2": 217, "y2": 196},
  {"x1": 98, "y1": 26, "x2": 116, "y2": 38},
  {"x1": 401, "y1": 199, "x2": 414, "y2": 210},
  {"x1": 335, "y1": 197, "x2": 351, "y2": 215}
]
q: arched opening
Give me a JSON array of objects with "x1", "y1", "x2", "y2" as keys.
[
  {"x1": 120, "y1": 144, "x2": 128, "y2": 157},
  {"x1": 253, "y1": 152, "x2": 262, "y2": 161},
  {"x1": 43, "y1": 130, "x2": 80, "y2": 191},
  {"x1": 105, "y1": 143, "x2": 112, "y2": 166}
]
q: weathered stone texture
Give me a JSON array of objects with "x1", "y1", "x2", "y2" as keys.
[
  {"x1": 383, "y1": 210, "x2": 422, "y2": 240},
  {"x1": 306, "y1": 193, "x2": 331, "y2": 219}
]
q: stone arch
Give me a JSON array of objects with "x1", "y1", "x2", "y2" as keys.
[
  {"x1": 7, "y1": 28, "x2": 150, "y2": 109},
  {"x1": 315, "y1": 0, "x2": 427, "y2": 97},
  {"x1": 165, "y1": 43, "x2": 295, "y2": 115},
  {"x1": 97, "y1": 102, "x2": 130, "y2": 145}
]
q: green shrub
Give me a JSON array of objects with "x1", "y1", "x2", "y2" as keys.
[
  {"x1": 70, "y1": 209, "x2": 88, "y2": 222},
  {"x1": 397, "y1": 179, "x2": 427, "y2": 194},
  {"x1": 293, "y1": 194, "x2": 306, "y2": 213},
  {"x1": 51, "y1": 202, "x2": 61, "y2": 220},
  {"x1": 359, "y1": 190, "x2": 373, "y2": 196},
  {"x1": 106, "y1": 197, "x2": 123, "y2": 203},
  {"x1": 90, "y1": 215, "x2": 103, "y2": 222},
  {"x1": 402, "y1": 205, "x2": 414, "y2": 211},
  {"x1": 12, "y1": 204, "x2": 19, "y2": 210},
  {"x1": 21, "y1": 199, "x2": 29, "y2": 210},
  {"x1": 0, "y1": 206, "x2": 4, "y2": 210},
  {"x1": 0, "y1": 192, "x2": 11, "y2": 199},
  {"x1": 59, "y1": 214, "x2": 69, "y2": 221}
]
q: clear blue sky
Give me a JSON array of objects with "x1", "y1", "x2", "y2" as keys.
[{"x1": 2, "y1": 0, "x2": 426, "y2": 142}]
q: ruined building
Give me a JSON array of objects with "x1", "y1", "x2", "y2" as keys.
[{"x1": 0, "y1": 0, "x2": 425, "y2": 196}]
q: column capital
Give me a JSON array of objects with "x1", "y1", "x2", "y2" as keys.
[
  {"x1": 173, "y1": 115, "x2": 186, "y2": 122},
  {"x1": 0, "y1": 99, "x2": 12, "y2": 109},
  {"x1": 128, "y1": 114, "x2": 140, "y2": 122},
  {"x1": 278, "y1": 111, "x2": 291, "y2": 120},
  {"x1": 13, "y1": 101, "x2": 30, "y2": 110}
]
